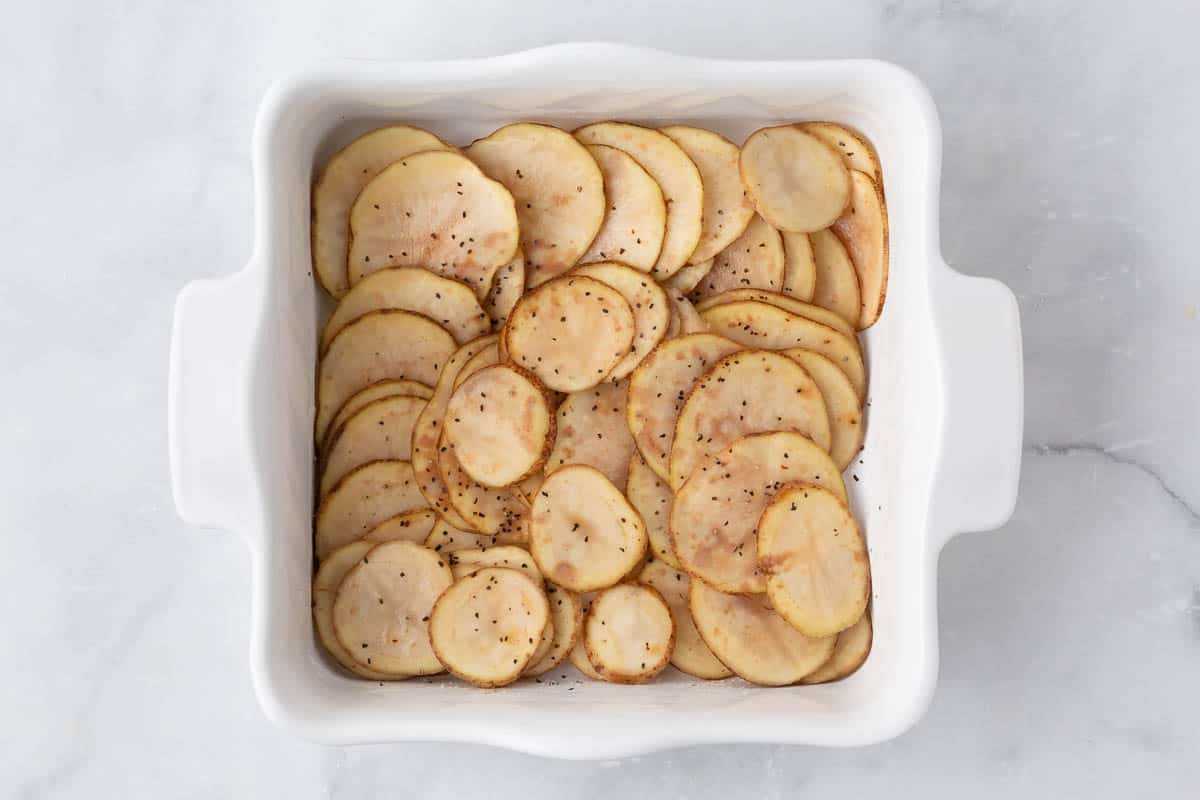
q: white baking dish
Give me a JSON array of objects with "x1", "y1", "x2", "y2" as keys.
[{"x1": 167, "y1": 43, "x2": 1022, "y2": 758}]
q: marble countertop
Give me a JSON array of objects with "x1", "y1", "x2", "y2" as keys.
[{"x1": 2, "y1": 1, "x2": 1197, "y2": 797}]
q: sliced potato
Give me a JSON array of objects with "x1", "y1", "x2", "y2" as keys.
[
  {"x1": 448, "y1": 545, "x2": 543, "y2": 584},
  {"x1": 424, "y1": 515, "x2": 522, "y2": 553},
  {"x1": 484, "y1": 249, "x2": 525, "y2": 328},
  {"x1": 466, "y1": 123, "x2": 605, "y2": 286},
  {"x1": 639, "y1": 560, "x2": 731, "y2": 679},
  {"x1": 626, "y1": 333, "x2": 743, "y2": 482},
  {"x1": 323, "y1": 379, "x2": 432, "y2": 454},
  {"x1": 801, "y1": 122, "x2": 881, "y2": 183},
  {"x1": 783, "y1": 349, "x2": 864, "y2": 470},
  {"x1": 626, "y1": 453, "x2": 680, "y2": 568},
  {"x1": 320, "y1": 394, "x2": 426, "y2": 498},
  {"x1": 578, "y1": 143, "x2": 666, "y2": 272},
  {"x1": 584, "y1": 583, "x2": 674, "y2": 684},
  {"x1": 504, "y1": 274, "x2": 635, "y2": 392},
  {"x1": 529, "y1": 465, "x2": 647, "y2": 592},
  {"x1": 670, "y1": 432, "x2": 846, "y2": 593},
  {"x1": 524, "y1": 584, "x2": 583, "y2": 677},
  {"x1": 312, "y1": 125, "x2": 452, "y2": 298},
  {"x1": 757, "y1": 484, "x2": 870, "y2": 638},
  {"x1": 363, "y1": 508, "x2": 438, "y2": 544},
  {"x1": 666, "y1": 287, "x2": 706, "y2": 335},
  {"x1": 690, "y1": 215, "x2": 785, "y2": 300},
  {"x1": 313, "y1": 540, "x2": 395, "y2": 680},
  {"x1": 438, "y1": 428, "x2": 527, "y2": 535},
  {"x1": 739, "y1": 125, "x2": 850, "y2": 233},
  {"x1": 315, "y1": 310, "x2": 456, "y2": 444},
  {"x1": 809, "y1": 228, "x2": 862, "y2": 329},
  {"x1": 544, "y1": 379, "x2": 636, "y2": 490},
  {"x1": 571, "y1": 261, "x2": 669, "y2": 380},
  {"x1": 780, "y1": 231, "x2": 816, "y2": 301},
  {"x1": 575, "y1": 122, "x2": 703, "y2": 279},
  {"x1": 332, "y1": 540, "x2": 452, "y2": 676},
  {"x1": 666, "y1": 257, "x2": 713, "y2": 295},
  {"x1": 514, "y1": 473, "x2": 545, "y2": 507},
  {"x1": 800, "y1": 611, "x2": 872, "y2": 684},
  {"x1": 688, "y1": 580, "x2": 835, "y2": 686},
  {"x1": 660, "y1": 126, "x2": 754, "y2": 264},
  {"x1": 315, "y1": 461, "x2": 427, "y2": 560},
  {"x1": 831, "y1": 170, "x2": 889, "y2": 329},
  {"x1": 429, "y1": 567, "x2": 549, "y2": 687},
  {"x1": 452, "y1": 341, "x2": 501, "y2": 390},
  {"x1": 669, "y1": 349, "x2": 831, "y2": 490},
  {"x1": 569, "y1": 595, "x2": 604, "y2": 680},
  {"x1": 692, "y1": 288, "x2": 857, "y2": 340},
  {"x1": 698, "y1": 301, "x2": 866, "y2": 400}
]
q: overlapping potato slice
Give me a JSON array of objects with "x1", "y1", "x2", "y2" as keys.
[
  {"x1": 312, "y1": 125, "x2": 452, "y2": 297},
  {"x1": 670, "y1": 432, "x2": 846, "y2": 593},
  {"x1": 688, "y1": 581, "x2": 835, "y2": 686},
  {"x1": 332, "y1": 541, "x2": 452, "y2": 676},
  {"x1": 583, "y1": 583, "x2": 674, "y2": 684},
  {"x1": 626, "y1": 453, "x2": 679, "y2": 568},
  {"x1": 660, "y1": 126, "x2": 754, "y2": 264},
  {"x1": 524, "y1": 584, "x2": 582, "y2": 677},
  {"x1": 505, "y1": 275, "x2": 635, "y2": 392},
  {"x1": 452, "y1": 341, "x2": 501, "y2": 389},
  {"x1": 666, "y1": 257, "x2": 714, "y2": 295},
  {"x1": 783, "y1": 349, "x2": 864, "y2": 471},
  {"x1": 578, "y1": 144, "x2": 666, "y2": 272},
  {"x1": 484, "y1": 249, "x2": 525, "y2": 328},
  {"x1": 575, "y1": 122, "x2": 703, "y2": 279},
  {"x1": 364, "y1": 508, "x2": 438, "y2": 544},
  {"x1": 639, "y1": 560, "x2": 731, "y2": 679},
  {"x1": 571, "y1": 261, "x2": 669, "y2": 379},
  {"x1": 568, "y1": 591, "x2": 603, "y2": 679},
  {"x1": 801, "y1": 122, "x2": 881, "y2": 183},
  {"x1": 666, "y1": 287, "x2": 707, "y2": 336},
  {"x1": 348, "y1": 150, "x2": 520, "y2": 296},
  {"x1": 809, "y1": 229, "x2": 862, "y2": 329},
  {"x1": 466, "y1": 123, "x2": 605, "y2": 286},
  {"x1": 544, "y1": 379, "x2": 636, "y2": 490},
  {"x1": 799, "y1": 612, "x2": 872, "y2": 684},
  {"x1": 438, "y1": 428, "x2": 527, "y2": 535},
  {"x1": 313, "y1": 541, "x2": 395, "y2": 680},
  {"x1": 740, "y1": 125, "x2": 850, "y2": 233},
  {"x1": 690, "y1": 215, "x2": 785, "y2": 300},
  {"x1": 429, "y1": 567, "x2": 549, "y2": 687},
  {"x1": 831, "y1": 170, "x2": 889, "y2": 329},
  {"x1": 423, "y1": 515, "x2": 524, "y2": 553},
  {"x1": 315, "y1": 460, "x2": 427, "y2": 560},
  {"x1": 323, "y1": 379, "x2": 432, "y2": 453},
  {"x1": 780, "y1": 231, "x2": 816, "y2": 301},
  {"x1": 320, "y1": 394, "x2": 426, "y2": 498},
  {"x1": 448, "y1": 545, "x2": 543, "y2": 583},
  {"x1": 693, "y1": 288, "x2": 857, "y2": 339},
  {"x1": 529, "y1": 465, "x2": 647, "y2": 592}
]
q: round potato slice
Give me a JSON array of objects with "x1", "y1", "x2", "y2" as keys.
[
  {"x1": 666, "y1": 257, "x2": 714, "y2": 295},
  {"x1": 669, "y1": 349, "x2": 831, "y2": 490},
  {"x1": 332, "y1": 540, "x2": 452, "y2": 676},
  {"x1": 666, "y1": 286, "x2": 706, "y2": 337},
  {"x1": 690, "y1": 215, "x2": 785, "y2": 300},
  {"x1": 783, "y1": 349, "x2": 864, "y2": 470},
  {"x1": 364, "y1": 508, "x2": 438, "y2": 545},
  {"x1": 524, "y1": 584, "x2": 583, "y2": 677},
  {"x1": 484, "y1": 249, "x2": 525, "y2": 328},
  {"x1": 448, "y1": 545, "x2": 543, "y2": 584},
  {"x1": 626, "y1": 453, "x2": 679, "y2": 568},
  {"x1": 544, "y1": 379, "x2": 636, "y2": 491},
  {"x1": 320, "y1": 394, "x2": 426, "y2": 499},
  {"x1": 513, "y1": 473, "x2": 545, "y2": 507},
  {"x1": 688, "y1": 580, "x2": 836, "y2": 686},
  {"x1": 424, "y1": 515, "x2": 524, "y2": 553},
  {"x1": 571, "y1": 262, "x2": 669, "y2": 380},
  {"x1": 466, "y1": 123, "x2": 605, "y2": 287},
  {"x1": 757, "y1": 484, "x2": 870, "y2": 638},
  {"x1": 315, "y1": 310, "x2": 456, "y2": 444},
  {"x1": 800, "y1": 611, "x2": 873, "y2": 684},
  {"x1": 780, "y1": 231, "x2": 816, "y2": 301},
  {"x1": 809, "y1": 228, "x2": 862, "y2": 329},
  {"x1": 438, "y1": 428, "x2": 528, "y2": 535},
  {"x1": 670, "y1": 431, "x2": 846, "y2": 594},
  {"x1": 429, "y1": 567, "x2": 550, "y2": 688},
  {"x1": 639, "y1": 560, "x2": 731, "y2": 679},
  {"x1": 584, "y1": 583, "x2": 674, "y2": 684},
  {"x1": 452, "y1": 341, "x2": 501, "y2": 390},
  {"x1": 831, "y1": 170, "x2": 889, "y2": 329},
  {"x1": 323, "y1": 379, "x2": 433, "y2": 454},
  {"x1": 529, "y1": 465, "x2": 647, "y2": 592},
  {"x1": 740, "y1": 125, "x2": 851, "y2": 234},
  {"x1": 505, "y1": 275, "x2": 635, "y2": 393},
  {"x1": 444, "y1": 364, "x2": 554, "y2": 487},
  {"x1": 315, "y1": 461, "x2": 427, "y2": 560},
  {"x1": 698, "y1": 301, "x2": 866, "y2": 400},
  {"x1": 626, "y1": 333, "x2": 743, "y2": 482},
  {"x1": 801, "y1": 122, "x2": 881, "y2": 183},
  {"x1": 575, "y1": 122, "x2": 703, "y2": 280},
  {"x1": 578, "y1": 144, "x2": 666, "y2": 273},
  {"x1": 313, "y1": 541, "x2": 395, "y2": 680},
  {"x1": 312, "y1": 125, "x2": 452, "y2": 298},
  {"x1": 660, "y1": 126, "x2": 754, "y2": 264},
  {"x1": 694, "y1": 288, "x2": 857, "y2": 340},
  {"x1": 347, "y1": 150, "x2": 519, "y2": 295}
]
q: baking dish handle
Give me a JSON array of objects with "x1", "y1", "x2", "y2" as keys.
[
  {"x1": 930, "y1": 262, "x2": 1023, "y2": 544},
  {"x1": 168, "y1": 265, "x2": 260, "y2": 537}
]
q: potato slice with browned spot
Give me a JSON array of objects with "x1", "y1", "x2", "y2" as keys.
[
  {"x1": 666, "y1": 257, "x2": 713, "y2": 295},
  {"x1": 315, "y1": 460, "x2": 427, "y2": 560},
  {"x1": 693, "y1": 288, "x2": 857, "y2": 340},
  {"x1": 545, "y1": 379, "x2": 636, "y2": 490},
  {"x1": 571, "y1": 262, "x2": 669, "y2": 380},
  {"x1": 484, "y1": 249, "x2": 525, "y2": 328},
  {"x1": 660, "y1": 126, "x2": 754, "y2": 264},
  {"x1": 690, "y1": 215, "x2": 784, "y2": 300},
  {"x1": 529, "y1": 465, "x2": 647, "y2": 592},
  {"x1": 313, "y1": 541, "x2": 396, "y2": 680},
  {"x1": 584, "y1": 583, "x2": 674, "y2": 684},
  {"x1": 780, "y1": 231, "x2": 816, "y2": 301},
  {"x1": 524, "y1": 584, "x2": 582, "y2": 677},
  {"x1": 332, "y1": 541, "x2": 452, "y2": 676},
  {"x1": 438, "y1": 428, "x2": 527, "y2": 536},
  {"x1": 688, "y1": 580, "x2": 835, "y2": 686},
  {"x1": 364, "y1": 508, "x2": 438, "y2": 545},
  {"x1": 800, "y1": 612, "x2": 873, "y2": 684},
  {"x1": 578, "y1": 144, "x2": 666, "y2": 272},
  {"x1": 466, "y1": 123, "x2": 605, "y2": 287},
  {"x1": 831, "y1": 170, "x2": 889, "y2": 329},
  {"x1": 320, "y1": 394, "x2": 426, "y2": 499},
  {"x1": 448, "y1": 545, "x2": 542, "y2": 584},
  {"x1": 809, "y1": 228, "x2": 862, "y2": 329},
  {"x1": 348, "y1": 150, "x2": 519, "y2": 296},
  {"x1": 740, "y1": 125, "x2": 850, "y2": 234},
  {"x1": 670, "y1": 432, "x2": 845, "y2": 594},
  {"x1": 429, "y1": 567, "x2": 550, "y2": 687},
  {"x1": 783, "y1": 349, "x2": 864, "y2": 470},
  {"x1": 639, "y1": 560, "x2": 731, "y2": 680},
  {"x1": 323, "y1": 379, "x2": 432, "y2": 454},
  {"x1": 626, "y1": 453, "x2": 679, "y2": 568},
  {"x1": 801, "y1": 122, "x2": 881, "y2": 183},
  {"x1": 666, "y1": 287, "x2": 706, "y2": 336},
  {"x1": 669, "y1": 350, "x2": 830, "y2": 490}
]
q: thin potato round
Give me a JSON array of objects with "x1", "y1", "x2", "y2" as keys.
[
  {"x1": 800, "y1": 612, "x2": 873, "y2": 684},
  {"x1": 364, "y1": 508, "x2": 438, "y2": 544},
  {"x1": 429, "y1": 567, "x2": 549, "y2": 687},
  {"x1": 626, "y1": 333, "x2": 743, "y2": 482},
  {"x1": 666, "y1": 257, "x2": 713, "y2": 295},
  {"x1": 801, "y1": 122, "x2": 881, "y2": 183},
  {"x1": 669, "y1": 350, "x2": 831, "y2": 490},
  {"x1": 484, "y1": 249, "x2": 525, "y2": 328},
  {"x1": 639, "y1": 560, "x2": 731, "y2": 679},
  {"x1": 445, "y1": 365, "x2": 554, "y2": 487},
  {"x1": 424, "y1": 515, "x2": 524, "y2": 553},
  {"x1": 315, "y1": 310, "x2": 455, "y2": 444},
  {"x1": 438, "y1": 428, "x2": 527, "y2": 535},
  {"x1": 831, "y1": 170, "x2": 889, "y2": 329},
  {"x1": 505, "y1": 275, "x2": 635, "y2": 393},
  {"x1": 660, "y1": 126, "x2": 754, "y2": 264},
  {"x1": 313, "y1": 541, "x2": 395, "y2": 680},
  {"x1": 780, "y1": 231, "x2": 816, "y2": 301},
  {"x1": 626, "y1": 453, "x2": 679, "y2": 568},
  {"x1": 666, "y1": 287, "x2": 706, "y2": 336},
  {"x1": 323, "y1": 379, "x2": 432, "y2": 454},
  {"x1": 757, "y1": 484, "x2": 870, "y2": 638},
  {"x1": 690, "y1": 215, "x2": 784, "y2": 300},
  {"x1": 783, "y1": 349, "x2": 864, "y2": 471},
  {"x1": 466, "y1": 123, "x2": 605, "y2": 287},
  {"x1": 524, "y1": 584, "x2": 583, "y2": 677},
  {"x1": 584, "y1": 583, "x2": 674, "y2": 684},
  {"x1": 578, "y1": 144, "x2": 666, "y2": 272},
  {"x1": 689, "y1": 580, "x2": 835, "y2": 686},
  {"x1": 320, "y1": 394, "x2": 426, "y2": 498},
  {"x1": 332, "y1": 541, "x2": 452, "y2": 676},
  {"x1": 312, "y1": 125, "x2": 452, "y2": 297},
  {"x1": 315, "y1": 461, "x2": 427, "y2": 560},
  {"x1": 810, "y1": 228, "x2": 862, "y2": 329},
  {"x1": 529, "y1": 465, "x2": 647, "y2": 592},
  {"x1": 452, "y1": 342, "x2": 500, "y2": 390},
  {"x1": 575, "y1": 122, "x2": 703, "y2": 279},
  {"x1": 670, "y1": 432, "x2": 846, "y2": 593},
  {"x1": 448, "y1": 545, "x2": 543, "y2": 584},
  {"x1": 740, "y1": 125, "x2": 851, "y2": 233},
  {"x1": 693, "y1": 288, "x2": 857, "y2": 340},
  {"x1": 545, "y1": 379, "x2": 636, "y2": 491},
  {"x1": 571, "y1": 262, "x2": 670, "y2": 380}
]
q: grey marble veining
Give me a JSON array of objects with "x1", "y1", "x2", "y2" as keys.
[{"x1": 0, "y1": 1, "x2": 1196, "y2": 797}]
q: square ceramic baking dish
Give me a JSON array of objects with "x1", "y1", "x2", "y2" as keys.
[{"x1": 167, "y1": 43, "x2": 1022, "y2": 758}]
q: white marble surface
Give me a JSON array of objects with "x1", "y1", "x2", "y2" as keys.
[{"x1": 2, "y1": 0, "x2": 1197, "y2": 797}]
